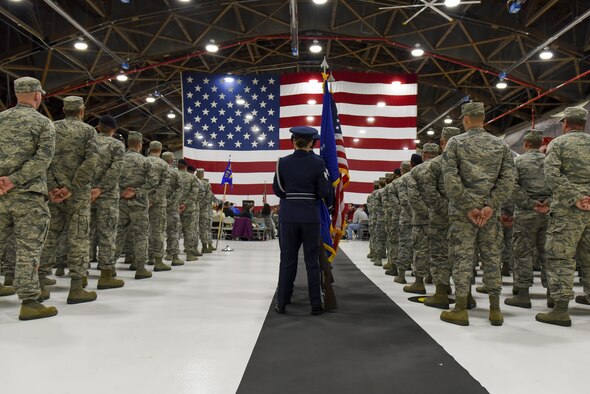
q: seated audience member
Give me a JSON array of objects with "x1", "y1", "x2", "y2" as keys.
[
  {"x1": 240, "y1": 205, "x2": 254, "y2": 219},
  {"x1": 347, "y1": 205, "x2": 369, "y2": 240},
  {"x1": 222, "y1": 201, "x2": 235, "y2": 217},
  {"x1": 230, "y1": 203, "x2": 241, "y2": 215}
]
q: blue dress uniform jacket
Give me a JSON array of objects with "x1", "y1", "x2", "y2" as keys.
[{"x1": 272, "y1": 149, "x2": 331, "y2": 310}]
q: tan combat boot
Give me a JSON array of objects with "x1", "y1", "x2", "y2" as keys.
[
  {"x1": 4, "y1": 273, "x2": 14, "y2": 286},
  {"x1": 504, "y1": 287, "x2": 532, "y2": 308},
  {"x1": 55, "y1": 267, "x2": 66, "y2": 277},
  {"x1": 97, "y1": 269, "x2": 125, "y2": 290},
  {"x1": 403, "y1": 276, "x2": 426, "y2": 294},
  {"x1": 394, "y1": 267, "x2": 407, "y2": 284},
  {"x1": 0, "y1": 285, "x2": 16, "y2": 297},
  {"x1": 171, "y1": 255, "x2": 184, "y2": 266},
  {"x1": 424, "y1": 284, "x2": 450, "y2": 309},
  {"x1": 372, "y1": 257, "x2": 382, "y2": 267},
  {"x1": 135, "y1": 262, "x2": 152, "y2": 280},
  {"x1": 467, "y1": 290, "x2": 477, "y2": 310},
  {"x1": 154, "y1": 257, "x2": 172, "y2": 272},
  {"x1": 186, "y1": 254, "x2": 199, "y2": 262},
  {"x1": 441, "y1": 296, "x2": 469, "y2": 326},
  {"x1": 19, "y1": 300, "x2": 58, "y2": 321},
  {"x1": 67, "y1": 278, "x2": 97, "y2": 304},
  {"x1": 383, "y1": 262, "x2": 393, "y2": 271},
  {"x1": 536, "y1": 301, "x2": 571, "y2": 327},
  {"x1": 164, "y1": 253, "x2": 173, "y2": 261},
  {"x1": 489, "y1": 295, "x2": 504, "y2": 326}
]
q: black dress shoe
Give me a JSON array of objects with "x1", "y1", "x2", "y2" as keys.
[
  {"x1": 311, "y1": 307, "x2": 324, "y2": 316},
  {"x1": 274, "y1": 305, "x2": 286, "y2": 314}
]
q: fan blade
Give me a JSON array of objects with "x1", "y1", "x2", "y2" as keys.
[
  {"x1": 378, "y1": 4, "x2": 430, "y2": 10},
  {"x1": 402, "y1": 5, "x2": 429, "y2": 25}
]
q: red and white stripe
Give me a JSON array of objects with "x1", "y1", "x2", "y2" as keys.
[{"x1": 185, "y1": 71, "x2": 417, "y2": 205}]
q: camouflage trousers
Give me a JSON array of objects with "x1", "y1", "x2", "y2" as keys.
[
  {"x1": 429, "y1": 215, "x2": 450, "y2": 286},
  {"x1": 368, "y1": 216, "x2": 376, "y2": 253},
  {"x1": 398, "y1": 220, "x2": 413, "y2": 270},
  {"x1": 148, "y1": 202, "x2": 167, "y2": 261},
  {"x1": 90, "y1": 197, "x2": 119, "y2": 269},
  {"x1": 0, "y1": 193, "x2": 48, "y2": 301},
  {"x1": 40, "y1": 191, "x2": 91, "y2": 279},
  {"x1": 412, "y1": 222, "x2": 429, "y2": 278},
  {"x1": 114, "y1": 199, "x2": 149, "y2": 265},
  {"x1": 373, "y1": 219, "x2": 387, "y2": 259},
  {"x1": 512, "y1": 211, "x2": 548, "y2": 288},
  {"x1": 448, "y1": 213, "x2": 502, "y2": 297},
  {"x1": 502, "y1": 225, "x2": 514, "y2": 269},
  {"x1": 180, "y1": 209, "x2": 199, "y2": 255},
  {"x1": 199, "y1": 209, "x2": 211, "y2": 246},
  {"x1": 1, "y1": 234, "x2": 15, "y2": 275},
  {"x1": 165, "y1": 203, "x2": 181, "y2": 256},
  {"x1": 545, "y1": 208, "x2": 590, "y2": 301},
  {"x1": 387, "y1": 215, "x2": 400, "y2": 265}
]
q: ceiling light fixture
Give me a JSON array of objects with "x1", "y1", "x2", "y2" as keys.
[
  {"x1": 146, "y1": 95, "x2": 156, "y2": 103},
  {"x1": 427, "y1": 129, "x2": 435, "y2": 136},
  {"x1": 411, "y1": 43, "x2": 424, "y2": 57},
  {"x1": 496, "y1": 80, "x2": 508, "y2": 89},
  {"x1": 309, "y1": 40, "x2": 322, "y2": 53},
  {"x1": 116, "y1": 71, "x2": 128, "y2": 82},
  {"x1": 236, "y1": 98, "x2": 246, "y2": 105},
  {"x1": 444, "y1": 116, "x2": 453, "y2": 124},
  {"x1": 224, "y1": 75, "x2": 235, "y2": 82},
  {"x1": 207, "y1": 142, "x2": 213, "y2": 147},
  {"x1": 312, "y1": 0, "x2": 328, "y2": 4},
  {"x1": 444, "y1": 0, "x2": 461, "y2": 7},
  {"x1": 414, "y1": 139, "x2": 421, "y2": 143},
  {"x1": 539, "y1": 47, "x2": 553, "y2": 60},
  {"x1": 167, "y1": 111, "x2": 176, "y2": 119},
  {"x1": 205, "y1": 39, "x2": 219, "y2": 53},
  {"x1": 307, "y1": 99, "x2": 317, "y2": 105},
  {"x1": 74, "y1": 37, "x2": 88, "y2": 50},
  {"x1": 245, "y1": 114, "x2": 253, "y2": 120},
  {"x1": 258, "y1": 136, "x2": 265, "y2": 141}
]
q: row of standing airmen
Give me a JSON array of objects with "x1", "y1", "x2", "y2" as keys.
[
  {"x1": 0, "y1": 77, "x2": 217, "y2": 321},
  {"x1": 365, "y1": 102, "x2": 590, "y2": 327}
]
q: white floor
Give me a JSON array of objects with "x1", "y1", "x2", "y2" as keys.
[
  {"x1": 1, "y1": 239, "x2": 588, "y2": 394},
  {"x1": 339, "y1": 240, "x2": 590, "y2": 394}
]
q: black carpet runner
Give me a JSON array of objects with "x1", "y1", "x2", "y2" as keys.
[{"x1": 237, "y1": 250, "x2": 488, "y2": 394}]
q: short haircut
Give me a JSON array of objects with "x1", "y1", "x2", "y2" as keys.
[
  {"x1": 64, "y1": 109, "x2": 81, "y2": 118},
  {"x1": 526, "y1": 139, "x2": 542, "y2": 149}
]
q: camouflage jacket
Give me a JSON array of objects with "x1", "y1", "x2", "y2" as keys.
[
  {"x1": 397, "y1": 173, "x2": 413, "y2": 222},
  {"x1": 544, "y1": 130, "x2": 590, "y2": 211},
  {"x1": 366, "y1": 192, "x2": 375, "y2": 220},
  {"x1": 48, "y1": 117, "x2": 98, "y2": 193},
  {"x1": 0, "y1": 103, "x2": 55, "y2": 195},
  {"x1": 443, "y1": 127, "x2": 515, "y2": 215},
  {"x1": 118, "y1": 149, "x2": 157, "y2": 207},
  {"x1": 421, "y1": 155, "x2": 449, "y2": 218},
  {"x1": 177, "y1": 170, "x2": 200, "y2": 212},
  {"x1": 146, "y1": 155, "x2": 170, "y2": 205},
  {"x1": 92, "y1": 133, "x2": 125, "y2": 199},
  {"x1": 166, "y1": 167, "x2": 183, "y2": 207},
  {"x1": 198, "y1": 179, "x2": 210, "y2": 211},
  {"x1": 385, "y1": 180, "x2": 401, "y2": 219},
  {"x1": 512, "y1": 150, "x2": 551, "y2": 211},
  {"x1": 408, "y1": 161, "x2": 432, "y2": 225}
]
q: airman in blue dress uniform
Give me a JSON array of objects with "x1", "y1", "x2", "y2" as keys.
[{"x1": 273, "y1": 126, "x2": 331, "y2": 315}]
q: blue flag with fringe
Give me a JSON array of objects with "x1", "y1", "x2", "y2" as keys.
[{"x1": 221, "y1": 159, "x2": 233, "y2": 188}]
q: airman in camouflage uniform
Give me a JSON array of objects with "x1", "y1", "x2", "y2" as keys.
[
  {"x1": 536, "y1": 107, "x2": 590, "y2": 327},
  {"x1": 366, "y1": 181, "x2": 379, "y2": 258},
  {"x1": 178, "y1": 161, "x2": 200, "y2": 261},
  {"x1": 162, "y1": 152, "x2": 184, "y2": 266},
  {"x1": 114, "y1": 131, "x2": 157, "y2": 279},
  {"x1": 146, "y1": 141, "x2": 172, "y2": 271},
  {"x1": 441, "y1": 102, "x2": 514, "y2": 327},
  {"x1": 371, "y1": 177, "x2": 388, "y2": 266},
  {"x1": 0, "y1": 77, "x2": 58, "y2": 320},
  {"x1": 40, "y1": 96, "x2": 99, "y2": 304},
  {"x1": 504, "y1": 129, "x2": 551, "y2": 309},
  {"x1": 197, "y1": 170, "x2": 214, "y2": 253},
  {"x1": 384, "y1": 169, "x2": 402, "y2": 276},
  {"x1": 406, "y1": 145, "x2": 439, "y2": 294},
  {"x1": 394, "y1": 161, "x2": 413, "y2": 284},
  {"x1": 420, "y1": 127, "x2": 462, "y2": 309},
  {"x1": 381, "y1": 173, "x2": 396, "y2": 271},
  {"x1": 89, "y1": 115, "x2": 125, "y2": 290}
]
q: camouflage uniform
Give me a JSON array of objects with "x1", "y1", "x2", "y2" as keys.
[
  {"x1": 443, "y1": 126, "x2": 515, "y2": 298},
  {"x1": 366, "y1": 186, "x2": 378, "y2": 255},
  {"x1": 500, "y1": 199, "x2": 515, "y2": 272},
  {"x1": 371, "y1": 181, "x2": 387, "y2": 261},
  {"x1": 199, "y1": 179, "x2": 214, "y2": 249},
  {"x1": 40, "y1": 100, "x2": 98, "y2": 280},
  {"x1": 544, "y1": 124, "x2": 590, "y2": 302},
  {"x1": 397, "y1": 172, "x2": 414, "y2": 271},
  {"x1": 0, "y1": 98, "x2": 54, "y2": 301},
  {"x1": 511, "y1": 148, "x2": 551, "y2": 288},
  {"x1": 408, "y1": 162, "x2": 431, "y2": 278},
  {"x1": 90, "y1": 132, "x2": 125, "y2": 270},
  {"x1": 385, "y1": 180, "x2": 401, "y2": 266},
  {"x1": 114, "y1": 135, "x2": 157, "y2": 268},
  {"x1": 146, "y1": 144, "x2": 170, "y2": 262},
  {"x1": 178, "y1": 169, "x2": 200, "y2": 257},
  {"x1": 164, "y1": 155, "x2": 183, "y2": 257}
]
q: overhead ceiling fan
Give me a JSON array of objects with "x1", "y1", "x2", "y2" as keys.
[{"x1": 378, "y1": 0, "x2": 482, "y2": 25}]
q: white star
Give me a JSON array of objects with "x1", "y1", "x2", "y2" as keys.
[
  {"x1": 227, "y1": 132, "x2": 234, "y2": 140},
  {"x1": 219, "y1": 93, "x2": 226, "y2": 100},
  {"x1": 244, "y1": 118, "x2": 250, "y2": 124},
  {"x1": 235, "y1": 109, "x2": 242, "y2": 116},
  {"x1": 268, "y1": 125, "x2": 275, "y2": 132},
  {"x1": 252, "y1": 141, "x2": 258, "y2": 148},
  {"x1": 268, "y1": 93, "x2": 275, "y2": 100},
  {"x1": 260, "y1": 132, "x2": 267, "y2": 140},
  {"x1": 268, "y1": 140, "x2": 275, "y2": 147},
  {"x1": 211, "y1": 116, "x2": 218, "y2": 123},
  {"x1": 243, "y1": 133, "x2": 250, "y2": 140},
  {"x1": 235, "y1": 141, "x2": 242, "y2": 148},
  {"x1": 219, "y1": 140, "x2": 225, "y2": 147},
  {"x1": 235, "y1": 125, "x2": 242, "y2": 132},
  {"x1": 202, "y1": 140, "x2": 208, "y2": 146},
  {"x1": 244, "y1": 102, "x2": 250, "y2": 108},
  {"x1": 194, "y1": 116, "x2": 201, "y2": 123},
  {"x1": 211, "y1": 101, "x2": 218, "y2": 108},
  {"x1": 203, "y1": 77, "x2": 210, "y2": 84},
  {"x1": 195, "y1": 101, "x2": 201, "y2": 108},
  {"x1": 185, "y1": 124, "x2": 192, "y2": 130},
  {"x1": 268, "y1": 109, "x2": 275, "y2": 116},
  {"x1": 219, "y1": 125, "x2": 226, "y2": 131},
  {"x1": 253, "y1": 78, "x2": 259, "y2": 85},
  {"x1": 210, "y1": 132, "x2": 218, "y2": 139},
  {"x1": 237, "y1": 79, "x2": 242, "y2": 85},
  {"x1": 252, "y1": 93, "x2": 258, "y2": 100},
  {"x1": 244, "y1": 86, "x2": 251, "y2": 93},
  {"x1": 268, "y1": 77, "x2": 275, "y2": 85},
  {"x1": 228, "y1": 87, "x2": 234, "y2": 93},
  {"x1": 186, "y1": 76, "x2": 193, "y2": 83},
  {"x1": 261, "y1": 86, "x2": 267, "y2": 92},
  {"x1": 186, "y1": 92, "x2": 193, "y2": 99},
  {"x1": 187, "y1": 107, "x2": 193, "y2": 114},
  {"x1": 251, "y1": 110, "x2": 258, "y2": 116},
  {"x1": 211, "y1": 86, "x2": 218, "y2": 92},
  {"x1": 203, "y1": 93, "x2": 209, "y2": 100},
  {"x1": 203, "y1": 109, "x2": 210, "y2": 115},
  {"x1": 194, "y1": 132, "x2": 199, "y2": 138},
  {"x1": 195, "y1": 85, "x2": 201, "y2": 92},
  {"x1": 219, "y1": 109, "x2": 226, "y2": 116},
  {"x1": 227, "y1": 101, "x2": 234, "y2": 108},
  {"x1": 260, "y1": 116, "x2": 267, "y2": 124},
  {"x1": 260, "y1": 101, "x2": 267, "y2": 108},
  {"x1": 202, "y1": 124, "x2": 209, "y2": 131},
  {"x1": 227, "y1": 117, "x2": 234, "y2": 124},
  {"x1": 187, "y1": 139, "x2": 193, "y2": 144}
]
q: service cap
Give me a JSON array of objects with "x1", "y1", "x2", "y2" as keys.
[
  {"x1": 63, "y1": 96, "x2": 85, "y2": 111},
  {"x1": 442, "y1": 126, "x2": 461, "y2": 139},
  {"x1": 149, "y1": 141, "x2": 162, "y2": 150},
  {"x1": 127, "y1": 131, "x2": 143, "y2": 143},
  {"x1": 560, "y1": 107, "x2": 588, "y2": 123},
  {"x1": 523, "y1": 129, "x2": 543, "y2": 143},
  {"x1": 289, "y1": 126, "x2": 318, "y2": 136},
  {"x1": 422, "y1": 143, "x2": 440, "y2": 155},
  {"x1": 14, "y1": 77, "x2": 46, "y2": 95},
  {"x1": 461, "y1": 102, "x2": 485, "y2": 118},
  {"x1": 161, "y1": 151, "x2": 174, "y2": 161},
  {"x1": 400, "y1": 161, "x2": 411, "y2": 172}
]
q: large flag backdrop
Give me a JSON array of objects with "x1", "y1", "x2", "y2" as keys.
[{"x1": 181, "y1": 71, "x2": 417, "y2": 205}]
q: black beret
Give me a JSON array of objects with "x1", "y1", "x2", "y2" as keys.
[
  {"x1": 187, "y1": 165, "x2": 196, "y2": 172},
  {"x1": 394, "y1": 168, "x2": 401, "y2": 176},
  {"x1": 410, "y1": 153, "x2": 423, "y2": 166},
  {"x1": 99, "y1": 115, "x2": 117, "y2": 129},
  {"x1": 177, "y1": 159, "x2": 187, "y2": 166}
]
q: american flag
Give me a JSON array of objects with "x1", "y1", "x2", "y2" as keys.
[{"x1": 182, "y1": 71, "x2": 417, "y2": 205}]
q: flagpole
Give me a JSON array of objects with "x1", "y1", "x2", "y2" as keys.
[{"x1": 216, "y1": 182, "x2": 228, "y2": 250}]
